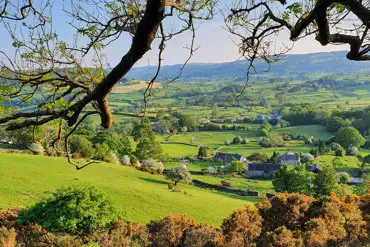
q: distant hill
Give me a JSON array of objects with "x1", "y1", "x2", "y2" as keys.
[{"x1": 126, "y1": 51, "x2": 370, "y2": 82}]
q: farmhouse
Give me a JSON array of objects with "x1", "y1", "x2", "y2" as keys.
[
  {"x1": 276, "y1": 152, "x2": 301, "y2": 166},
  {"x1": 246, "y1": 163, "x2": 282, "y2": 178},
  {"x1": 214, "y1": 153, "x2": 249, "y2": 164}
]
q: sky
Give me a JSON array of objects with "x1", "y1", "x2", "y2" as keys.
[{"x1": 0, "y1": 1, "x2": 349, "y2": 68}]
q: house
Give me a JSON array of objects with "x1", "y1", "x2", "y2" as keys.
[
  {"x1": 246, "y1": 163, "x2": 282, "y2": 178},
  {"x1": 276, "y1": 152, "x2": 301, "y2": 166},
  {"x1": 267, "y1": 114, "x2": 282, "y2": 121},
  {"x1": 349, "y1": 177, "x2": 364, "y2": 185},
  {"x1": 310, "y1": 164, "x2": 321, "y2": 173},
  {"x1": 214, "y1": 153, "x2": 249, "y2": 164}
]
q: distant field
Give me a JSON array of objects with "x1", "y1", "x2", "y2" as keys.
[
  {"x1": 273, "y1": 125, "x2": 332, "y2": 139},
  {"x1": 112, "y1": 82, "x2": 162, "y2": 93},
  {"x1": 0, "y1": 154, "x2": 256, "y2": 226},
  {"x1": 158, "y1": 125, "x2": 332, "y2": 158}
]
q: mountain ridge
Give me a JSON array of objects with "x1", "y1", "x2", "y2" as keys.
[{"x1": 126, "y1": 51, "x2": 370, "y2": 82}]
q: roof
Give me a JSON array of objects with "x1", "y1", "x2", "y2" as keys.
[
  {"x1": 310, "y1": 164, "x2": 321, "y2": 171},
  {"x1": 214, "y1": 153, "x2": 243, "y2": 163},
  {"x1": 248, "y1": 163, "x2": 282, "y2": 172},
  {"x1": 277, "y1": 152, "x2": 300, "y2": 162}
]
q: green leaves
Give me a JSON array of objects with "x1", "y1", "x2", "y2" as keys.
[{"x1": 286, "y1": 3, "x2": 302, "y2": 15}]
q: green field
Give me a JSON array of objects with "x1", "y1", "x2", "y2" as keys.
[
  {"x1": 0, "y1": 153, "x2": 257, "y2": 226},
  {"x1": 157, "y1": 125, "x2": 332, "y2": 159}
]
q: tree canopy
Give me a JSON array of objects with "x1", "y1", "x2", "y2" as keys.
[{"x1": 1, "y1": 0, "x2": 370, "y2": 168}]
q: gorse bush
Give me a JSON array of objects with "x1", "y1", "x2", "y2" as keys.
[
  {"x1": 0, "y1": 193, "x2": 368, "y2": 246},
  {"x1": 18, "y1": 186, "x2": 119, "y2": 232}
]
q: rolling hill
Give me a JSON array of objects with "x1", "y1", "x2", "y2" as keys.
[{"x1": 126, "y1": 51, "x2": 370, "y2": 82}]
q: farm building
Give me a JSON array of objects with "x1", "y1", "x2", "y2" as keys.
[
  {"x1": 246, "y1": 163, "x2": 282, "y2": 178},
  {"x1": 276, "y1": 152, "x2": 301, "y2": 166},
  {"x1": 214, "y1": 153, "x2": 249, "y2": 164}
]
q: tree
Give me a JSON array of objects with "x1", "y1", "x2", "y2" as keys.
[
  {"x1": 313, "y1": 164, "x2": 338, "y2": 197},
  {"x1": 230, "y1": 160, "x2": 245, "y2": 173},
  {"x1": 221, "y1": 205, "x2": 262, "y2": 246},
  {"x1": 232, "y1": 136, "x2": 242, "y2": 144},
  {"x1": 164, "y1": 167, "x2": 192, "y2": 185},
  {"x1": 326, "y1": 117, "x2": 351, "y2": 133},
  {"x1": 260, "y1": 132, "x2": 285, "y2": 147},
  {"x1": 93, "y1": 132, "x2": 132, "y2": 159},
  {"x1": 335, "y1": 127, "x2": 366, "y2": 148},
  {"x1": 135, "y1": 138, "x2": 164, "y2": 160},
  {"x1": 69, "y1": 135, "x2": 95, "y2": 158},
  {"x1": 272, "y1": 165, "x2": 314, "y2": 195},
  {"x1": 0, "y1": 0, "x2": 214, "y2": 169},
  {"x1": 198, "y1": 146, "x2": 208, "y2": 157},
  {"x1": 226, "y1": 0, "x2": 370, "y2": 80}
]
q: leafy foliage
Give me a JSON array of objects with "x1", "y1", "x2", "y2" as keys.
[
  {"x1": 18, "y1": 186, "x2": 119, "y2": 232},
  {"x1": 335, "y1": 127, "x2": 366, "y2": 148},
  {"x1": 164, "y1": 167, "x2": 192, "y2": 185},
  {"x1": 272, "y1": 165, "x2": 314, "y2": 195}
]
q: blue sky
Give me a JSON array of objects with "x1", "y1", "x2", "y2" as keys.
[{"x1": 0, "y1": 1, "x2": 347, "y2": 68}]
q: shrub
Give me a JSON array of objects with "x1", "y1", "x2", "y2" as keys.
[
  {"x1": 338, "y1": 172, "x2": 350, "y2": 184},
  {"x1": 224, "y1": 140, "x2": 230, "y2": 145},
  {"x1": 301, "y1": 153, "x2": 315, "y2": 163},
  {"x1": 107, "y1": 152, "x2": 120, "y2": 164},
  {"x1": 248, "y1": 152, "x2": 268, "y2": 162},
  {"x1": 108, "y1": 221, "x2": 150, "y2": 247},
  {"x1": 222, "y1": 205, "x2": 262, "y2": 246},
  {"x1": 18, "y1": 186, "x2": 119, "y2": 232},
  {"x1": 121, "y1": 155, "x2": 131, "y2": 166},
  {"x1": 182, "y1": 224, "x2": 224, "y2": 247},
  {"x1": 141, "y1": 159, "x2": 165, "y2": 174},
  {"x1": 260, "y1": 133, "x2": 285, "y2": 147},
  {"x1": 28, "y1": 142, "x2": 44, "y2": 155},
  {"x1": 0, "y1": 227, "x2": 16, "y2": 247},
  {"x1": 130, "y1": 155, "x2": 140, "y2": 167},
  {"x1": 335, "y1": 145, "x2": 345, "y2": 157},
  {"x1": 230, "y1": 160, "x2": 245, "y2": 173},
  {"x1": 198, "y1": 145, "x2": 208, "y2": 157},
  {"x1": 232, "y1": 136, "x2": 242, "y2": 144},
  {"x1": 69, "y1": 135, "x2": 95, "y2": 158},
  {"x1": 148, "y1": 214, "x2": 196, "y2": 247},
  {"x1": 164, "y1": 167, "x2": 192, "y2": 185},
  {"x1": 221, "y1": 180, "x2": 231, "y2": 187},
  {"x1": 94, "y1": 143, "x2": 111, "y2": 161},
  {"x1": 346, "y1": 147, "x2": 358, "y2": 156},
  {"x1": 71, "y1": 152, "x2": 81, "y2": 159},
  {"x1": 241, "y1": 138, "x2": 249, "y2": 144}
]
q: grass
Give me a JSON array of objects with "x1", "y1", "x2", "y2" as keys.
[
  {"x1": 0, "y1": 153, "x2": 257, "y2": 226},
  {"x1": 191, "y1": 175, "x2": 275, "y2": 194}
]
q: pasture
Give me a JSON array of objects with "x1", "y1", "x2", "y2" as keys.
[{"x1": 0, "y1": 153, "x2": 256, "y2": 226}]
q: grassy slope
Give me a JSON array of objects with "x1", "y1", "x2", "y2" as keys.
[{"x1": 0, "y1": 153, "x2": 257, "y2": 226}]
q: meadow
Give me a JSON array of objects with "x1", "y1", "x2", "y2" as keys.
[{"x1": 0, "y1": 153, "x2": 257, "y2": 227}]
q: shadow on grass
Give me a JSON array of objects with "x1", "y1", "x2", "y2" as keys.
[{"x1": 139, "y1": 177, "x2": 169, "y2": 185}]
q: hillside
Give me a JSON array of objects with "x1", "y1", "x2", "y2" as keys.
[
  {"x1": 126, "y1": 51, "x2": 370, "y2": 82},
  {"x1": 0, "y1": 153, "x2": 255, "y2": 226}
]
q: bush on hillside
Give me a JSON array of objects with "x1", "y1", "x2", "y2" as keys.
[
  {"x1": 182, "y1": 224, "x2": 224, "y2": 247},
  {"x1": 94, "y1": 143, "x2": 111, "y2": 161},
  {"x1": 346, "y1": 147, "x2": 358, "y2": 156},
  {"x1": 121, "y1": 155, "x2": 131, "y2": 166},
  {"x1": 148, "y1": 214, "x2": 196, "y2": 247},
  {"x1": 17, "y1": 186, "x2": 119, "y2": 232},
  {"x1": 140, "y1": 159, "x2": 165, "y2": 174},
  {"x1": 28, "y1": 142, "x2": 44, "y2": 155},
  {"x1": 301, "y1": 153, "x2": 315, "y2": 163},
  {"x1": 164, "y1": 167, "x2": 192, "y2": 185},
  {"x1": 69, "y1": 135, "x2": 95, "y2": 158},
  {"x1": 221, "y1": 205, "x2": 262, "y2": 246},
  {"x1": 232, "y1": 136, "x2": 242, "y2": 144}
]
